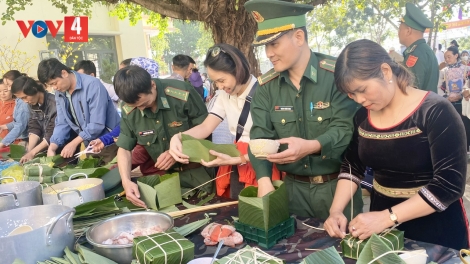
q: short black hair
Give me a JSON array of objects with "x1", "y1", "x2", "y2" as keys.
[
  {"x1": 37, "y1": 58, "x2": 72, "y2": 84},
  {"x1": 187, "y1": 56, "x2": 196, "y2": 64},
  {"x1": 204, "y1": 43, "x2": 251, "y2": 85},
  {"x1": 438, "y1": 44, "x2": 442, "y2": 50},
  {"x1": 3, "y1": 70, "x2": 27, "y2": 82},
  {"x1": 172, "y1": 55, "x2": 190, "y2": 70},
  {"x1": 120, "y1": 58, "x2": 132, "y2": 67},
  {"x1": 113, "y1": 66, "x2": 152, "y2": 104},
  {"x1": 11, "y1": 76, "x2": 46, "y2": 96},
  {"x1": 450, "y1": 40, "x2": 459, "y2": 48},
  {"x1": 74, "y1": 60, "x2": 97, "y2": 75}
]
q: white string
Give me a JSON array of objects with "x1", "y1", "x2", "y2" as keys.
[
  {"x1": 350, "y1": 164, "x2": 353, "y2": 222},
  {"x1": 135, "y1": 232, "x2": 187, "y2": 264},
  {"x1": 302, "y1": 222, "x2": 325, "y2": 231},
  {"x1": 222, "y1": 247, "x2": 283, "y2": 264},
  {"x1": 181, "y1": 171, "x2": 233, "y2": 196}
]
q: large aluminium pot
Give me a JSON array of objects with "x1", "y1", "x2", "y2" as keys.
[
  {"x1": 86, "y1": 211, "x2": 174, "y2": 264},
  {"x1": 0, "y1": 204, "x2": 75, "y2": 264},
  {"x1": 0, "y1": 176, "x2": 43, "y2": 212},
  {"x1": 42, "y1": 173, "x2": 105, "y2": 208}
]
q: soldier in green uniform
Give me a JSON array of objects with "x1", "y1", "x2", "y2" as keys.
[
  {"x1": 245, "y1": 0, "x2": 362, "y2": 220},
  {"x1": 114, "y1": 66, "x2": 214, "y2": 208},
  {"x1": 399, "y1": 3, "x2": 439, "y2": 93}
]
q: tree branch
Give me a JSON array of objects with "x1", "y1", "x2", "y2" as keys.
[
  {"x1": 370, "y1": 2, "x2": 399, "y2": 30},
  {"x1": 130, "y1": 0, "x2": 199, "y2": 20}
]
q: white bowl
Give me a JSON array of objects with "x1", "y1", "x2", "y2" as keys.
[
  {"x1": 188, "y1": 257, "x2": 216, "y2": 264},
  {"x1": 399, "y1": 249, "x2": 428, "y2": 264},
  {"x1": 249, "y1": 139, "x2": 280, "y2": 159}
]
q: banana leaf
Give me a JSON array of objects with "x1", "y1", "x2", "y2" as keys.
[
  {"x1": 215, "y1": 246, "x2": 284, "y2": 264},
  {"x1": 77, "y1": 245, "x2": 118, "y2": 264},
  {"x1": 75, "y1": 157, "x2": 101, "y2": 169},
  {"x1": 356, "y1": 233, "x2": 406, "y2": 264},
  {"x1": 63, "y1": 167, "x2": 110, "y2": 178},
  {"x1": 137, "y1": 181, "x2": 158, "y2": 209},
  {"x1": 181, "y1": 134, "x2": 240, "y2": 163},
  {"x1": 50, "y1": 257, "x2": 71, "y2": 264},
  {"x1": 174, "y1": 216, "x2": 211, "y2": 237},
  {"x1": 301, "y1": 246, "x2": 345, "y2": 264},
  {"x1": 9, "y1": 144, "x2": 25, "y2": 160},
  {"x1": 137, "y1": 173, "x2": 182, "y2": 209},
  {"x1": 238, "y1": 180, "x2": 290, "y2": 231}
]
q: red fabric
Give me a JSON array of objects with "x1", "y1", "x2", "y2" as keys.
[
  {"x1": 0, "y1": 100, "x2": 15, "y2": 139},
  {"x1": 131, "y1": 144, "x2": 165, "y2": 176},
  {"x1": 216, "y1": 141, "x2": 281, "y2": 197}
]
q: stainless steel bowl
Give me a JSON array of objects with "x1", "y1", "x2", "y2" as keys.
[{"x1": 86, "y1": 211, "x2": 174, "y2": 264}]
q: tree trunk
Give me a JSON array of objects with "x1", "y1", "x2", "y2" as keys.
[
  {"x1": 427, "y1": 0, "x2": 436, "y2": 45},
  {"x1": 203, "y1": 0, "x2": 260, "y2": 75}
]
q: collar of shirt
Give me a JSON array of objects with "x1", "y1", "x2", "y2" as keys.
[
  {"x1": 168, "y1": 72, "x2": 185, "y2": 82},
  {"x1": 278, "y1": 51, "x2": 318, "y2": 87},
  {"x1": 230, "y1": 75, "x2": 257, "y2": 100},
  {"x1": 139, "y1": 78, "x2": 171, "y2": 118},
  {"x1": 404, "y1": 39, "x2": 425, "y2": 55}
]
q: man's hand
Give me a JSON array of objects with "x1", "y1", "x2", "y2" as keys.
[
  {"x1": 47, "y1": 149, "x2": 56, "y2": 157},
  {"x1": 122, "y1": 180, "x2": 147, "y2": 208},
  {"x1": 20, "y1": 152, "x2": 36, "y2": 164},
  {"x1": 61, "y1": 142, "x2": 79, "y2": 158},
  {"x1": 201, "y1": 150, "x2": 240, "y2": 167},
  {"x1": 257, "y1": 177, "x2": 275, "y2": 197},
  {"x1": 155, "y1": 150, "x2": 176, "y2": 171},
  {"x1": 169, "y1": 133, "x2": 190, "y2": 164},
  {"x1": 267, "y1": 137, "x2": 319, "y2": 164}
]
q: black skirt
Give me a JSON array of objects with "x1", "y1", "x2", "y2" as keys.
[{"x1": 370, "y1": 190, "x2": 470, "y2": 250}]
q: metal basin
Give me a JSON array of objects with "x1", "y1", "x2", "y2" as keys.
[
  {"x1": 0, "y1": 176, "x2": 43, "y2": 212},
  {"x1": 0, "y1": 205, "x2": 75, "y2": 264},
  {"x1": 86, "y1": 211, "x2": 174, "y2": 264},
  {"x1": 42, "y1": 173, "x2": 104, "y2": 208}
]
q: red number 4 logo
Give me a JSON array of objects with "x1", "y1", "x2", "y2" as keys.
[{"x1": 64, "y1": 16, "x2": 88, "y2": 42}]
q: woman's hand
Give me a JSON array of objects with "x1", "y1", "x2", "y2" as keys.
[
  {"x1": 347, "y1": 210, "x2": 394, "y2": 240},
  {"x1": 324, "y1": 211, "x2": 348, "y2": 239},
  {"x1": 200, "y1": 150, "x2": 240, "y2": 167},
  {"x1": 169, "y1": 133, "x2": 190, "y2": 164}
]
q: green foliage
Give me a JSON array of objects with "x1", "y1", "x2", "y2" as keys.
[{"x1": 0, "y1": 34, "x2": 36, "y2": 75}]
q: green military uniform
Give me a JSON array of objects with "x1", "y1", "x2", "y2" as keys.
[
  {"x1": 401, "y1": 3, "x2": 439, "y2": 93},
  {"x1": 117, "y1": 78, "x2": 214, "y2": 193},
  {"x1": 245, "y1": 0, "x2": 362, "y2": 220}
]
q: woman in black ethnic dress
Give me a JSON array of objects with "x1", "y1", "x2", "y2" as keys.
[{"x1": 324, "y1": 39, "x2": 469, "y2": 250}]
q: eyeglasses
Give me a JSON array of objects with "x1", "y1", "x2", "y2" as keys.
[{"x1": 210, "y1": 46, "x2": 226, "y2": 57}]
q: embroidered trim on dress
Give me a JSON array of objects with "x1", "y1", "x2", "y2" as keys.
[
  {"x1": 358, "y1": 127, "x2": 422, "y2": 140},
  {"x1": 338, "y1": 172, "x2": 361, "y2": 186},
  {"x1": 420, "y1": 187, "x2": 447, "y2": 211}
]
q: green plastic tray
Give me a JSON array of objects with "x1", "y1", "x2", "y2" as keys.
[{"x1": 234, "y1": 217, "x2": 295, "y2": 249}]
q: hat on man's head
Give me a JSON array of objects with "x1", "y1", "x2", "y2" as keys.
[
  {"x1": 244, "y1": 0, "x2": 313, "y2": 46},
  {"x1": 400, "y1": 3, "x2": 433, "y2": 32}
]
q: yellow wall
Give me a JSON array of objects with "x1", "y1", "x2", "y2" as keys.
[{"x1": 0, "y1": 0, "x2": 147, "y2": 78}]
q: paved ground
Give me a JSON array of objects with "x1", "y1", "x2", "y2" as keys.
[{"x1": 362, "y1": 162, "x2": 470, "y2": 221}]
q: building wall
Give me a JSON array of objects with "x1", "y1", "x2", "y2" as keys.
[{"x1": 0, "y1": 0, "x2": 147, "y2": 78}]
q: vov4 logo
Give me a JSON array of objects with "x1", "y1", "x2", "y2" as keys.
[{"x1": 16, "y1": 16, "x2": 88, "y2": 42}]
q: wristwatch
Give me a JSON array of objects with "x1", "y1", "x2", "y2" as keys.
[{"x1": 388, "y1": 207, "x2": 399, "y2": 225}]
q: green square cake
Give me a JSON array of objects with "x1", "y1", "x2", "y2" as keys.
[{"x1": 133, "y1": 229, "x2": 194, "y2": 264}]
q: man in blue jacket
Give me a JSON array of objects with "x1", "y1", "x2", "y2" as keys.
[{"x1": 37, "y1": 58, "x2": 120, "y2": 163}]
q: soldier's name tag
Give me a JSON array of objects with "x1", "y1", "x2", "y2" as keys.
[
  {"x1": 274, "y1": 106, "x2": 294, "y2": 111},
  {"x1": 139, "y1": 130, "x2": 154, "y2": 136}
]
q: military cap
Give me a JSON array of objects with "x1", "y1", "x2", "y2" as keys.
[
  {"x1": 400, "y1": 3, "x2": 433, "y2": 32},
  {"x1": 244, "y1": 0, "x2": 313, "y2": 46}
]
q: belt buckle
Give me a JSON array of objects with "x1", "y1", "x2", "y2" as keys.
[
  {"x1": 310, "y1": 175, "x2": 324, "y2": 184},
  {"x1": 174, "y1": 166, "x2": 183, "y2": 172}
]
